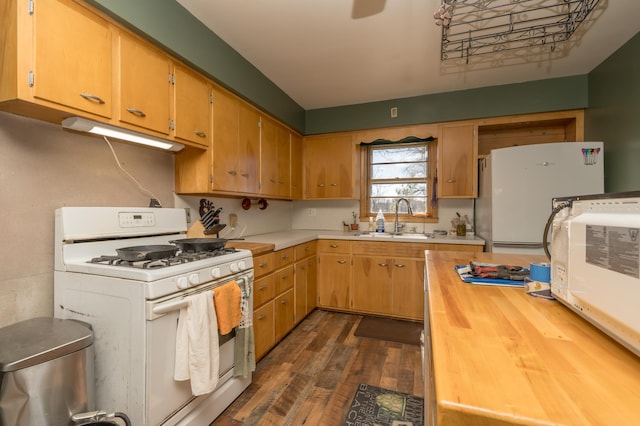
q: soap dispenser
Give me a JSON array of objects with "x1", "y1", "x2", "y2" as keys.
[{"x1": 375, "y1": 210, "x2": 385, "y2": 233}]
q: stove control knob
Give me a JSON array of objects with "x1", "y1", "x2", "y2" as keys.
[
  {"x1": 229, "y1": 263, "x2": 239, "y2": 273},
  {"x1": 177, "y1": 276, "x2": 189, "y2": 289},
  {"x1": 237, "y1": 260, "x2": 247, "y2": 271},
  {"x1": 211, "y1": 268, "x2": 222, "y2": 279},
  {"x1": 188, "y1": 273, "x2": 200, "y2": 286}
]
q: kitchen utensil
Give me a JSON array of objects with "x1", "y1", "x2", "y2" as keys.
[
  {"x1": 200, "y1": 209, "x2": 217, "y2": 230},
  {"x1": 199, "y1": 199, "x2": 215, "y2": 217},
  {"x1": 169, "y1": 238, "x2": 227, "y2": 252},
  {"x1": 116, "y1": 245, "x2": 179, "y2": 261},
  {"x1": 203, "y1": 223, "x2": 226, "y2": 236}
]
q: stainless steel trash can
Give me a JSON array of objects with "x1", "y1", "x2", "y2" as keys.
[{"x1": 0, "y1": 317, "x2": 94, "y2": 426}]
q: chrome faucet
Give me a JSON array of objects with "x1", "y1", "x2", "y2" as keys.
[{"x1": 394, "y1": 198, "x2": 413, "y2": 234}]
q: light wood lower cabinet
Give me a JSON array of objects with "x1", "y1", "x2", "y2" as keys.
[
  {"x1": 274, "y1": 289, "x2": 294, "y2": 342},
  {"x1": 253, "y1": 302, "x2": 274, "y2": 361},
  {"x1": 318, "y1": 239, "x2": 481, "y2": 320}
]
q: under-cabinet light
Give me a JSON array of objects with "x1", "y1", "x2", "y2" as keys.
[{"x1": 61, "y1": 117, "x2": 184, "y2": 152}]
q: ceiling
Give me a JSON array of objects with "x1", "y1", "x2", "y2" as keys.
[{"x1": 176, "y1": 0, "x2": 640, "y2": 110}]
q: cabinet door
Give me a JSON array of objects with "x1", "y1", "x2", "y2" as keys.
[
  {"x1": 253, "y1": 302, "x2": 275, "y2": 361},
  {"x1": 274, "y1": 289, "x2": 294, "y2": 341},
  {"x1": 237, "y1": 103, "x2": 260, "y2": 194},
  {"x1": 212, "y1": 87, "x2": 240, "y2": 191},
  {"x1": 173, "y1": 64, "x2": 211, "y2": 148},
  {"x1": 317, "y1": 254, "x2": 351, "y2": 309},
  {"x1": 438, "y1": 124, "x2": 478, "y2": 198},
  {"x1": 303, "y1": 134, "x2": 355, "y2": 199},
  {"x1": 290, "y1": 133, "x2": 304, "y2": 199},
  {"x1": 391, "y1": 258, "x2": 425, "y2": 320},
  {"x1": 306, "y1": 256, "x2": 318, "y2": 315},
  {"x1": 294, "y1": 259, "x2": 308, "y2": 324},
  {"x1": 118, "y1": 32, "x2": 171, "y2": 135},
  {"x1": 260, "y1": 117, "x2": 291, "y2": 198},
  {"x1": 352, "y1": 256, "x2": 393, "y2": 315},
  {"x1": 34, "y1": 0, "x2": 112, "y2": 118}
]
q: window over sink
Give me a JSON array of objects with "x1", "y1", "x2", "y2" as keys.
[{"x1": 359, "y1": 137, "x2": 438, "y2": 223}]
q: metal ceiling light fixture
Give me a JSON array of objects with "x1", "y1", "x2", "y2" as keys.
[
  {"x1": 61, "y1": 117, "x2": 184, "y2": 151},
  {"x1": 434, "y1": 0, "x2": 601, "y2": 62}
]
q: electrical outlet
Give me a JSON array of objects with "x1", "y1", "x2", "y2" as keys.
[
  {"x1": 229, "y1": 213, "x2": 238, "y2": 228},
  {"x1": 307, "y1": 208, "x2": 317, "y2": 217},
  {"x1": 390, "y1": 107, "x2": 398, "y2": 118}
]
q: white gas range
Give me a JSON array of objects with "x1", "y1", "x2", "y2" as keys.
[{"x1": 53, "y1": 207, "x2": 254, "y2": 426}]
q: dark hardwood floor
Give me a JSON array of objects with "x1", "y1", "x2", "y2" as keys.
[{"x1": 211, "y1": 310, "x2": 424, "y2": 425}]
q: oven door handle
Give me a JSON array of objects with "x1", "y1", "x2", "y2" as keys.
[{"x1": 152, "y1": 299, "x2": 190, "y2": 315}]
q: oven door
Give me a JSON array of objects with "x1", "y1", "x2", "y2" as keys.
[{"x1": 145, "y1": 276, "x2": 247, "y2": 425}]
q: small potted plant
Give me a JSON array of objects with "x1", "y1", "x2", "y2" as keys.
[{"x1": 350, "y1": 211, "x2": 359, "y2": 231}]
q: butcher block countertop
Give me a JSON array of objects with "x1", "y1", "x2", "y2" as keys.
[{"x1": 424, "y1": 250, "x2": 640, "y2": 426}]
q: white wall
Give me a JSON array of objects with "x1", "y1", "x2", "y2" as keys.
[{"x1": 0, "y1": 111, "x2": 175, "y2": 328}]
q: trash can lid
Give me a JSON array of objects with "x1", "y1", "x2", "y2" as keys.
[{"x1": 0, "y1": 317, "x2": 93, "y2": 372}]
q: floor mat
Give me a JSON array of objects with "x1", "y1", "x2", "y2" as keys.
[
  {"x1": 353, "y1": 316, "x2": 422, "y2": 346},
  {"x1": 343, "y1": 383, "x2": 424, "y2": 426}
]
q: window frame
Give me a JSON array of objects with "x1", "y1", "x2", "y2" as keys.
[{"x1": 359, "y1": 140, "x2": 438, "y2": 223}]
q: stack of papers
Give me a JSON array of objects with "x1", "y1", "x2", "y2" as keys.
[{"x1": 455, "y1": 264, "x2": 527, "y2": 287}]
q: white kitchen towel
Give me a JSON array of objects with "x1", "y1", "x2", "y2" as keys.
[{"x1": 174, "y1": 291, "x2": 220, "y2": 396}]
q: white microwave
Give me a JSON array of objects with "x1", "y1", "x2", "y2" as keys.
[{"x1": 550, "y1": 192, "x2": 640, "y2": 357}]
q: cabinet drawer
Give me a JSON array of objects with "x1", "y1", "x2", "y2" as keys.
[
  {"x1": 275, "y1": 265, "x2": 294, "y2": 294},
  {"x1": 253, "y1": 252, "x2": 274, "y2": 278},
  {"x1": 295, "y1": 241, "x2": 317, "y2": 259},
  {"x1": 253, "y1": 275, "x2": 275, "y2": 309},
  {"x1": 318, "y1": 239, "x2": 352, "y2": 254},
  {"x1": 274, "y1": 247, "x2": 295, "y2": 269}
]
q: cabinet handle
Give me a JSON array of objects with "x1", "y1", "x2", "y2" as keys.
[
  {"x1": 241, "y1": 173, "x2": 249, "y2": 178},
  {"x1": 446, "y1": 179, "x2": 456, "y2": 183},
  {"x1": 330, "y1": 183, "x2": 338, "y2": 186},
  {"x1": 259, "y1": 263, "x2": 268, "y2": 268},
  {"x1": 270, "y1": 178, "x2": 276, "y2": 183},
  {"x1": 395, "y1": 264, "x2": 406, "y2": 268},
  {"x1": 318, "y1": 183, "x2": 325, "y2": 187},
  {"x1": 257, "y1": 314, "x2": 266, "y2": 320},
  {"x1": 304, "y1": 247, "x2": 310, "y2": 251},
  {"x1": 300, "y1": 265, "x2": 306, "y2": 270},
  {"x1": 126, "y1": 108, "x2": 147, "y2": 118},
  {"x1": 281, "y1": 299, "x2": 288, "y2": 304},
  {"x1": 194, "y1": 130, "x2": 207, "y2": 138},
  {"x1": 228, "y1": 170, "x2": 237, "y2": 176},
  {"x1": 80, "y1": 93, "x2": 105, "y2": 104},
  {"x1": 337, "y1": 260, "x2": 347, "y2": 264},
  {"x1": 258, "y1": 285, "x2": 267, "y2": 290},
  {"x1": 281, "y1": 274, "x2": 289, "y2": 280},
  {"x1": 330, "y1": 244, "x2": 339, "y2": 248},
  {"x1": 378, "y1": 263, "x2": 388, "y2": 267},
  {"x1": 278, "y1": 180, "x2": 284, "y2": 184},
  {"x1": 281, "y1": 254, "x2": 289, "y2": 259}
]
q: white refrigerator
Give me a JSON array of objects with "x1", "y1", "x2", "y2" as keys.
[{"x1": 475, "y1": 142, "x2": 604, "y2": 254}]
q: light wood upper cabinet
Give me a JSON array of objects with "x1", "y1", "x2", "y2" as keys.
[
  {"x1": 260, "y1": 116, "x2": 291, "y2": 199},
  {"x1": 173, "y1": 64, "x2": 212, "y2": 148},
  {"x1": 304, "y1": 133, "x2": 358, "y2": 199},
  {"x1": 118, "y1": 31, "x2": 171, "y2": 136},
  {"x1": 290, "y1": 133, "x2": 304, "y2": 200},
  {"x1": 437, "y1": 123, "x2": 478, "y2": 198},
  {"x1": 0, "y1": 0, "x2": 113, "y2": 120},
  {"x1": 211, "y1": 87, "x2": 260, "y2": 195}
]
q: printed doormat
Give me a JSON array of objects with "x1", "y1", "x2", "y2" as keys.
[
  {"x1": 353, "y1": 316, "x2": 423, "y2": 346},
  {"x1": 343, "y1": 384, "x2": 424, "y2": 426}
]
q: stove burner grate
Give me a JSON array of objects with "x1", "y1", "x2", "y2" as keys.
[{"x1": 88, "y1": 247, "x2": 238, "y2": 269}]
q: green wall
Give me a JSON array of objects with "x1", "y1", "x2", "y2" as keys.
[
  {"x1": 86, "y1": 0, "x2": 589, "y2": 136},
  {"x1": 305, "y1": 76, "x2": 588, "y2": 134},
  {"x1": 585, "y1": 32, "x2": 640, "y2": 193}
]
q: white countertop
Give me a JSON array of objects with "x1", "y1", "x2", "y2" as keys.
[{"x1": 240, "y1": 229, "x2": 485, "y2": 251}]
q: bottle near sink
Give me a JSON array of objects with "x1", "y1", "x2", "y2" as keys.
[{"x1": 375, "y1": 210, "x2": 385, "y2": 233}]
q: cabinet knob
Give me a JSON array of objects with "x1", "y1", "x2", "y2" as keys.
[
  {"x1": 330, "y1": 244, "x2": 339, "y2": 248},
  {"x1": 281, "y1": 274, "x2": 289, "y2": 280},
  {"x1": 318, "y1": 183, "x2": 325, "y2": 187},
  {"x1": 257, "y1": 314, "x2": 266, "y2": 320},
  {"x1": 241, "y1": 173, "x2": 249, "y2": 178},
  {"x1": 337, "y1": 260, "x2": 347, "y2": 264},
  {"x1": 194, "y1": 130, "x2": 207, "y2": 138},
  {"x1": 270, "y1": 178, "x2": 277, "y2": 183},
  {"x1": 126, "y1": 108, "x2": 147, "y2": 118},
  {"x1": 80, "y1": 93, "x2": 105, "y2": 104},
  {"x1": 281, "y1": 254, "x2": 289, "y2": 259},
  {"x1": 259, "y1": 263, "x2": 268, "y2": 268},
  {"x1": 281, "y1": 299, "x2": 288, "y2": 304},
  {"x1": 395, "y1": 264, "x2": 406, "y2": 268},
  {"x1": 446, "y1": 179, "x2": 456, "y2": 183},
  {"x1": 258, "y1": 285, "x2": 267, "y2": 290},
  {"x1": 378, "y1": 263, "x2": 388, "y2": 267},
  {"x1": 228, "y1": 170, "x2": 237, "y2": 176},
  {"x1": 330, "y1": 183, "x2": 338, "y2": 187}
]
